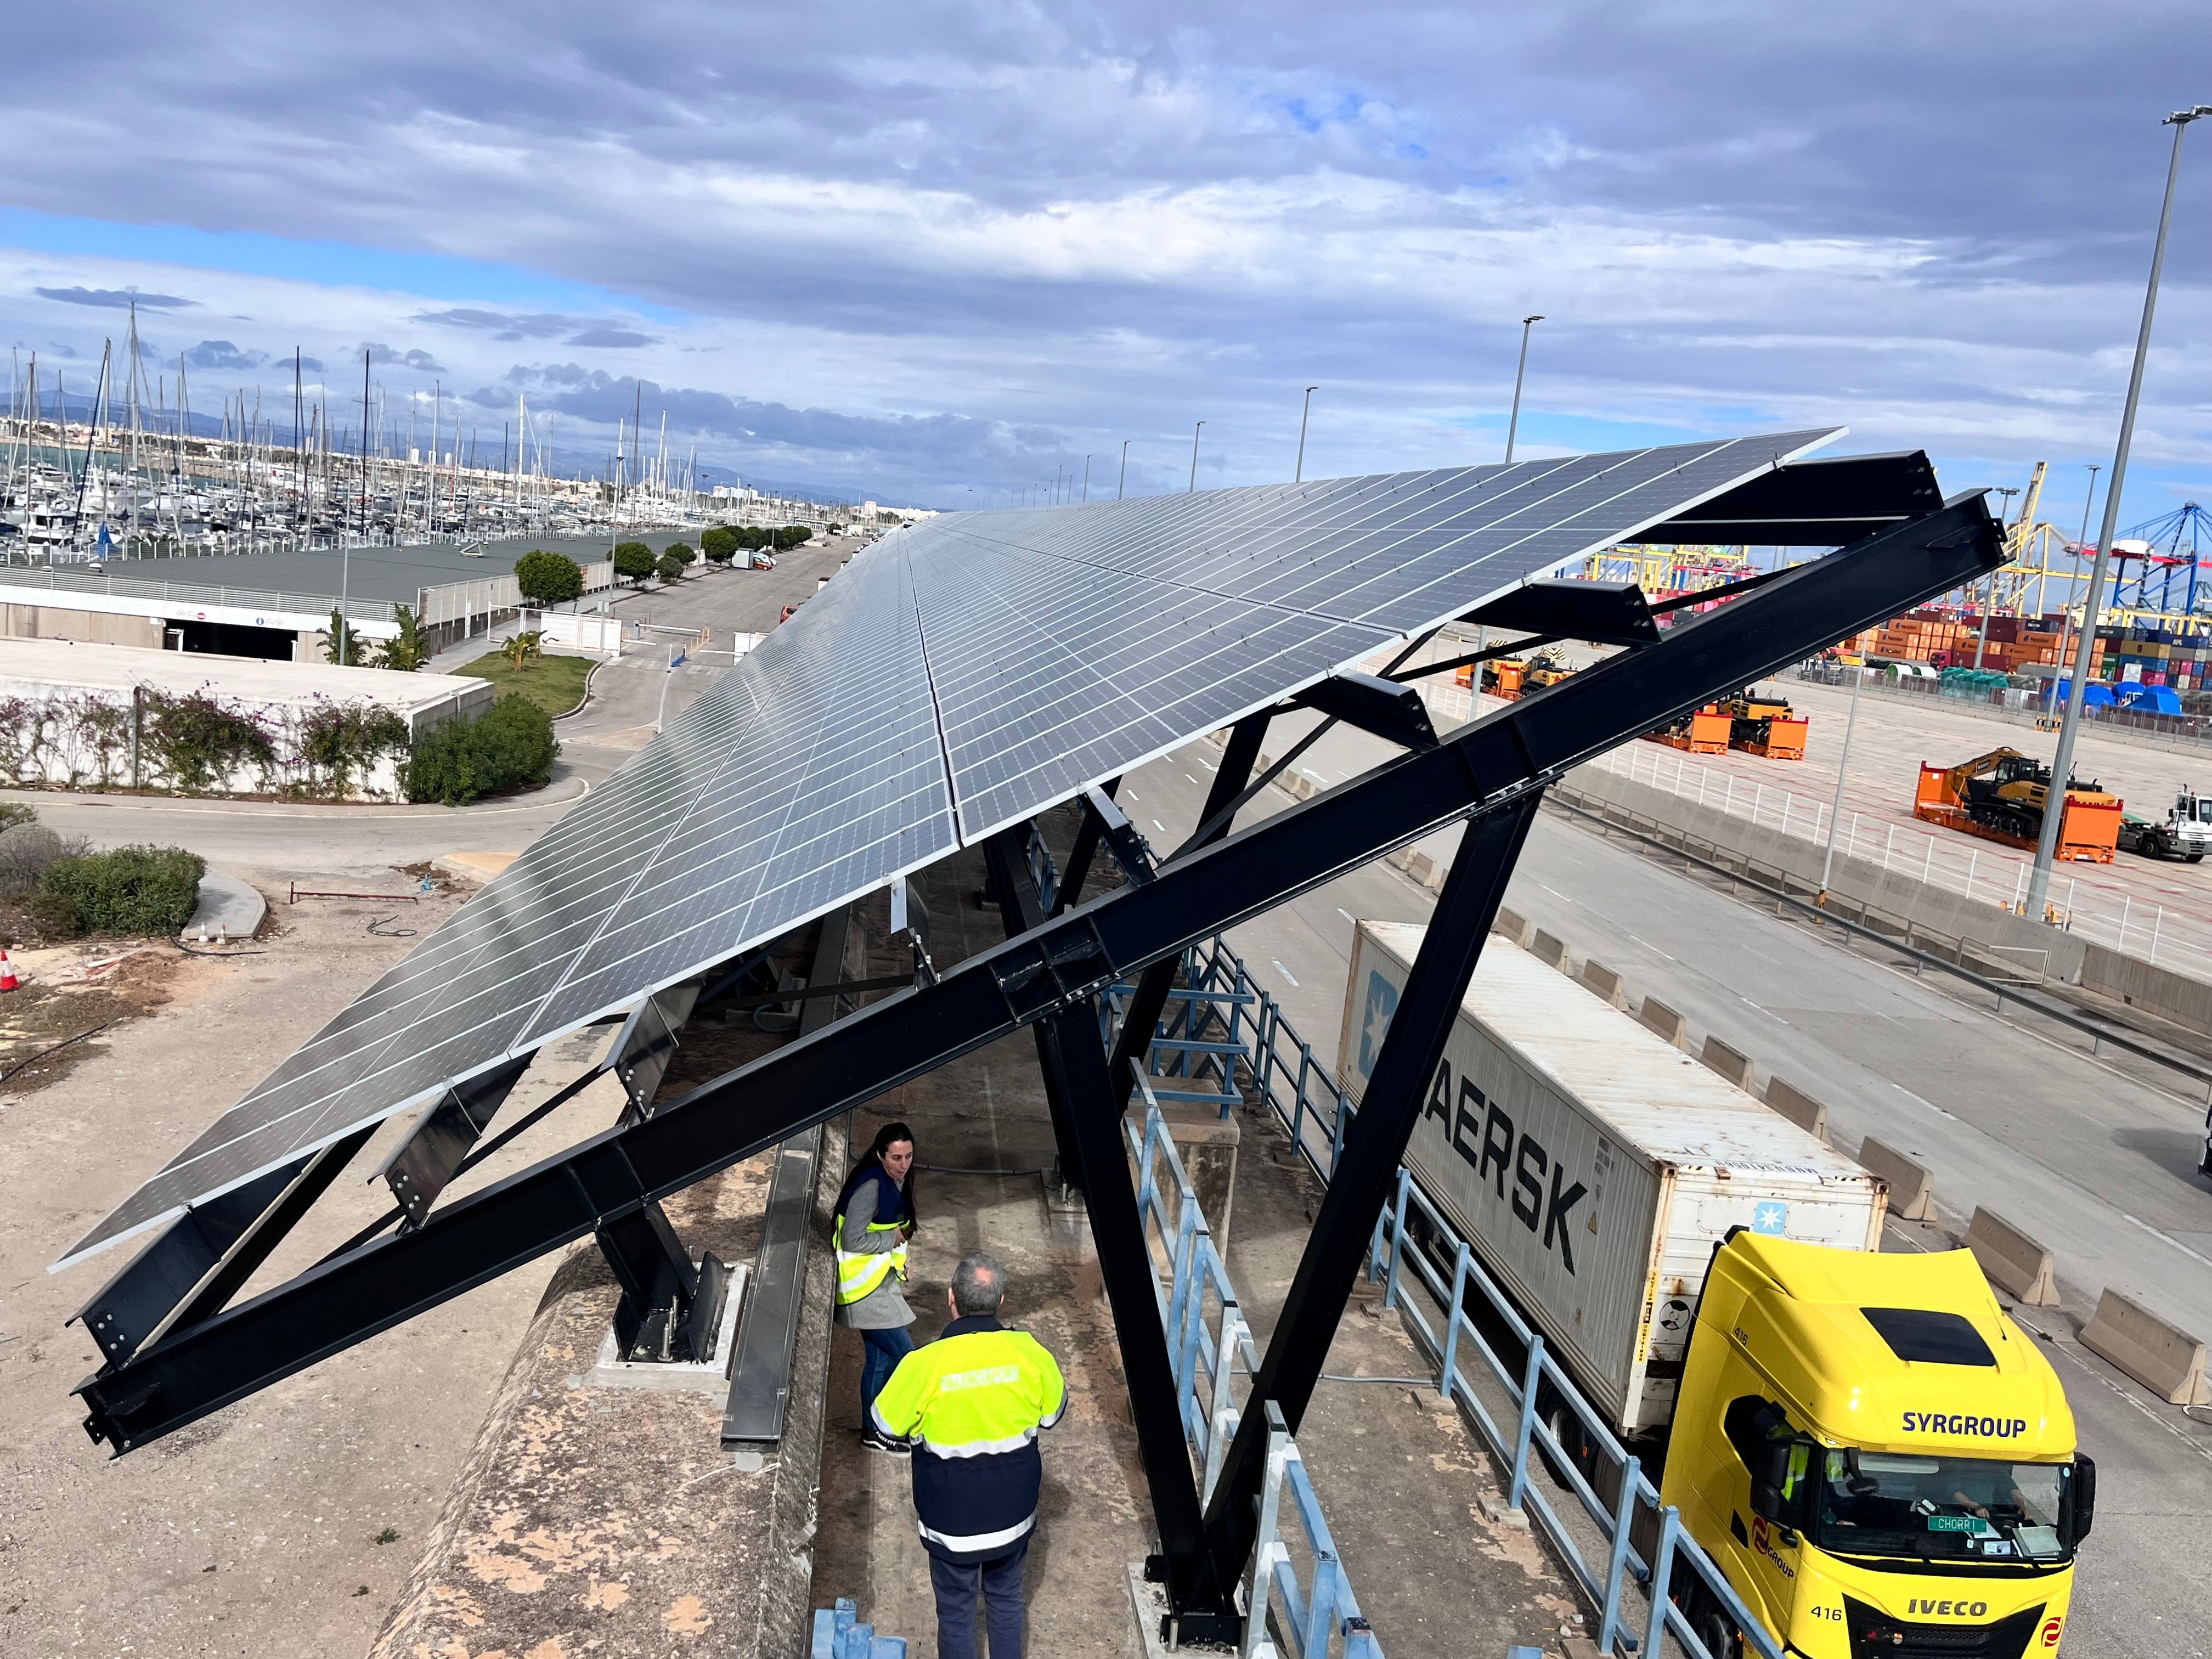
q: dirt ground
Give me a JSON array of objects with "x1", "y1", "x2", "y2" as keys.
[{"x1": 0, "y1": 873, "x2": 635, "y2": 1658}]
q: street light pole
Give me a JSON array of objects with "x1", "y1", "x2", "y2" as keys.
[
  {"x1": 1188, "y1": 421, "x2": 1205, "y2": 493},
  {"x1": 1119, "y1": 439, "x2": 1130, "y2": 500},
  {"x1": 1819, "y1": 660, "x2": 1865, "y2": 902},
  {"x1": 1082, "y1": 454, "x2": 1091, "y2": 502},
  {"x1": 2028, "y1": 104, "x2": 2211, "y2": 918},
  {"x1": 1503, "y1": 314, "x2": 1543, "y2": 465},
  {"x1": 1295, "y1": 385, "x2": 1318, "y2": 483}
]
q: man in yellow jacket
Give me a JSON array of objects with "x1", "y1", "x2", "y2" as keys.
[{"x1": 871, "y1": 1252, "x2": 1066, "y2": 1659}]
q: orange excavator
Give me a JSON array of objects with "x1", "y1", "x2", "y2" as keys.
[{"x1": 1912, "y1": 747, "x2": 2121, "y2": 862}]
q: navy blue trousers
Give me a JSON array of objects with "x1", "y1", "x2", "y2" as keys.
[{"x1": 927, "y1": 1535, "x2": 1030, "y2": 1659}]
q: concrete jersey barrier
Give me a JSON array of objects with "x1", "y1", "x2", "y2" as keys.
[
  {"x1": 1962, "y1": 1209, "x2": 2061, "y2": 1307},
  {"x1": 1857, "y1": 1135, "x2": 1936, "y2": 1221},
  {"x1": 1763, "y1": 1077, "x2": 1829, "y2": 1143},
  {"x1": 1700, "y1": 1035, "x2": 1754, "y2": 1092},
  {"x1": 2081, "y1": 1288, "x2": 2212, "y2": 1406},
  {"x1": 1579, "y1": 960, "x2": 1627, "y2": 1008},
  {"x1": 1638, "y1": 996, "x2": 1688, "y2": 1049}
]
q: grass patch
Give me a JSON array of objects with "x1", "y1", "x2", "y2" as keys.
[{"x1": 454, "y1": 649, "x2": 596, "y2": 716}]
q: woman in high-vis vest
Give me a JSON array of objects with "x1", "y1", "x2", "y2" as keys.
[{"x1": 833, "y1": 1120, "x2": 919, "y2": 1453}]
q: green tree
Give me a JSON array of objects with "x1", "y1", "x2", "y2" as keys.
[
  {"x1": 665, "y1": 541, "x2": 696, "y2": 568},
  {"x1": 773, "y1": 524, "x2": 813, "y2": 551},
  {"x1": 324, "y1": 608, "x2": 366, "y2": 666},
  {"x1": 376, "y1": 604, "x2": 430, "y2": 672},
  {"x1": 700, "y1": 526, "x2": 737, "y2": 564},
  {"x1": 655, "y1": 550, "x2": 688, "y2": 584},
  {"x1": 613, "y1": 540, "x2": 656, "y2": 586},
  {"x1": 503, "y1": 629, "x2": 544, "y2": 673},
  {"x1": 514, "y1": 549, "x2": 584, "y2": 609}
]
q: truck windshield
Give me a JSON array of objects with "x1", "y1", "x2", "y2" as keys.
[{"x1": 1814, "y1": 1450, "x2": 2074, "y2": 1566}]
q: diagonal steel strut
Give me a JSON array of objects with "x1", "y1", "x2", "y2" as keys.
[{"x1": 75, "y1": 493, "x2": 2001, "y2": 1455}]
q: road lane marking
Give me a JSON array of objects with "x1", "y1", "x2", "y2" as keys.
[
  {"x1": 1337, "y1": 908, "x2": 1356, "y2": 924},
  {"x1": 1184, "y1": 774, "x2": 1201, "y2": 786},
  {"x1": 1152, "y1": 819, "x2": 1166, "y2": 832},
  {"x1": 1273, "y1": 960, "x2": 1301, "y2": 988},
  {"x1": 2122, "y1": 1211, "x2": 2212, "y2": 1271}
]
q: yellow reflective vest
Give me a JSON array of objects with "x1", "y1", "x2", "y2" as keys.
[
  {"x1": 833, "y1": 1166, "x2": 910, "y2": 1306},
  {"x1": 870, "y1": 1316, "x2": 1068, "y2": 1559}
]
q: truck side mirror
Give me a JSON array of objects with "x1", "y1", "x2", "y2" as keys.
[
  {"x1": 2068, "y1": 1455, "x2": 2096, "y2": 1547},
  {"x1": 1748, "y1": 1442, "x2": 1792, "y2": 1525}
]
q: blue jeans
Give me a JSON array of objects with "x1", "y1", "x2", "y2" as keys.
[
  {"x1": 928, "y1": 1535, "x2": 1029, "y2": 1659},
  {"x1": 860, "y1": 1325, "x2": 915, "y2": 1429}
]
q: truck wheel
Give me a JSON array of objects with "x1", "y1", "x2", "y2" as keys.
[
  {"x1": 2191, "y1": 854, "x2": 2205, "y2": 865},
  {"x1": 1694, "y1": 1605, "x2": 1742, "y2": 1659}
]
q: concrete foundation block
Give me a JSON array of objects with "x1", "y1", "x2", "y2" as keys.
[
  {"x1": 1579, "y1": 959, "x2": 1626, "y2": 1008},
  {"x1": 1700, "y1": 1035, "x2": 1754, "y2": 1092},
  {"x1": 1858, "y1": 1135, "x2": 1936, "y2": 1221},
  {"x1": 1638, "y1": 996, "x2": 1688, "y2": 1049},
  {"x1": 1763, "y1": 1076, "x2": 1829, "y2": 1143},
  {"x1": 1963, "y1": 1208, "x2": 2061, "y2": 1307},
  {"x1": 2081, "y1": 1288, "x2": 2212, "y2": 1406},
  {"x1": 1127, "y1": 1102, "x2": 1242, "y2": 1245}
]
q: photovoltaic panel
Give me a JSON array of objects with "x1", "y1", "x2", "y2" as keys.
[{"x1": 59, "y1": 427, "x2": 1839, "y2": 1271}]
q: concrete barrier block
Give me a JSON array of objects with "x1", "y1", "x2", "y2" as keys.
[
  {"x1": 1406, "y1": 850, "x2": 1436, "y2": 887},
  {"x1": 1530, "y1": 929, "x2": 1570, "y2": 972},
  {"x1": 1493, "y1": 907, "x2": 1531, "y2": 947},
  {"x1": 1700, "y1": 1035, "x2": 1754, "y2": 1092},
  {"x1": 1639, "y1": 996, "x2": 1688, "y2": 1049},
  {"x1": 1579, "y1": 960, "x2": 1626, "y2": 1008},
  {"x1": 1763, "y1": 1076, "x2": 1829, "y2": 1143},
  {"x1": 1858, "y1": 1135, "x2": 1935, "y2": 1221},
  {"x1": 2081, "y1": 1287, "x2": 2211, "y2": 1406},
  {"x1": 1963, "y1": 1208, "x2": 2061, "y2": 1307}
]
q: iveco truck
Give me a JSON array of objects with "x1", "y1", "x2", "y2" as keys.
[{"x1": 1339, "y1": 922, "x2": 2092, "y2": 1657}]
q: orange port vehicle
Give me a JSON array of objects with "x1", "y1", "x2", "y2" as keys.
[
  {"x1": 1913, "y1": 748, "x2": 2122, "y2": 862},
  {"x1": 1479, "y1": 657, "x2": 1529, "y2": 698},
  {"x1": 1725, "y1": 689, "x2": 1808, "y2": 760},
  {"x1": 1645, "y1": 703, "x2": 1733, "y2": 754}
]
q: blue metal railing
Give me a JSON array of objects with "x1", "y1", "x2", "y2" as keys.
[
  {"x1": 1165, "y1": 936, "x2": 1783, "y2": 1659},
  {"x1": 1126, "y1": 1075, "x2": 1380, "y2": 1659}
]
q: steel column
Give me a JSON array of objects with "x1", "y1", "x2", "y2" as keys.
[{"x1": 1201, "y1": 797, "x2": 1541, "y2": 1581}]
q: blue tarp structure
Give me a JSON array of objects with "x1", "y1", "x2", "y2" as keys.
[{"x1": 2119, "y1": 684, "x2": 2183, "y2": 715}]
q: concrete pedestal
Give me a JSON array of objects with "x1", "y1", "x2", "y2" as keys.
[{"x1": 1127, "y1": 1098, "x2": 1242, "y2": 1244}]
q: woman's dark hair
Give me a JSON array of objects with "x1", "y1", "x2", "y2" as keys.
[{"x1": 851, "y1": 1120, "x2": 917, "y2": 1224}]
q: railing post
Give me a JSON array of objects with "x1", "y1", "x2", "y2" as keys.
[
  {"x1": 1438, "y1": 1240, "x2": 1470, "y2": 1402},
  {"x1": 1598, "y1": 1453, "x2": 1643, "y2": 1654},
  {"x1": 1642, "y1": 1505, "x2": 1682, "y2": 1659},
  {"x1": 1243, "y1": 1403, "x2": 1293, "y2": 1659},
  {"x1": 1508, "y1": 1333, "x2": 1545, "y2": 1510},
  {"x1": 1383, "y1": 1166, "x2": 1410, "y2": 1311}
]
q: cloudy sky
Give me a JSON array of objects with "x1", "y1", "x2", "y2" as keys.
[{"x1": 4, "y1": 1, "x2": 2208, "y2": 522}]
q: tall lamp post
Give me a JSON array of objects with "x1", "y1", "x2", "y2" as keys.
[
  {"x1": 1119, "y1": 439, "x2": 1131, "y2": 499},
  {"x1": 2043, "y1": 465, "x2": 2102, "y2": 720},
  {"x1": 1295, "y1": 385, "x2": 1318, "y2": 483},
  {"x1": 2028, "y1": 104, "x2": 2212, "y2": 919},
  {"x1": 1188, "y1": 421, "x2": 1205, "y2": 493},
  {"x1": 1503, "y1": 314, "x2": 1543, "y2": 465}
]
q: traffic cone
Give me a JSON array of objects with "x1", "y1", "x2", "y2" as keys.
[{"x1": 0, "y1": 950, "x2": 18, "y2": 992}]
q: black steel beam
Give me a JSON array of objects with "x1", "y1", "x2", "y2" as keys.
[
  {"x1": 73, "y1": 493, "x2": 2001, "y2": 1454},
  {"x1": 1626, "y1": 450, "x2": 1944, "y2": 547},
  {"x1": 1460, "y1": 578, "x2": 1658, "y2": 647},
  {"x1": 1294, "y1": 672, "x2": 1438, "y2": 753},
  {"x1": 1052, "y1": 778, "x2": 1118, "y2": 917},
  {"x1": 379, "y1": 1058, "x2": 531, "y2": 1229},
  {"x1": 1200, "y1": 799, "x2": 1538, "y2": 1580},
  {"x1": 988, "y1": 827, "x2": 1234, "y2": 1626}
]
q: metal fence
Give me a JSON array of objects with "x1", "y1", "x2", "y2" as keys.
[
  {"x1": 0, "y1": 562, "x2": 399, "y2": 625},
  {"x1": 1126, "y1": 1076, "x2": 1380, "y2": 1659},
  {"x1": 1154, "y1": 937, "x2": 1781, "y2": 1659}
]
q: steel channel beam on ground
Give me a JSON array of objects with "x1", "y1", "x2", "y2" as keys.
[{"x1": 73, "y1": 494, "x2": 2002, "y2": 1455}]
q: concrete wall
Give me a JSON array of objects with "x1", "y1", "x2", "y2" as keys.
[{"x1": 3, "y1": 602, "x2": 164, "y2": 650}]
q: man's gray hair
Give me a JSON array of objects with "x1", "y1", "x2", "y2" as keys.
[{"x1": 951, "y1": 1252, "x2": 1007, "y2": 1315}]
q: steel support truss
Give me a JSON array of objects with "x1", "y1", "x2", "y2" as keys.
[{"x1": 72, "y1": 490, "x2": 2001, "y2": 1632}]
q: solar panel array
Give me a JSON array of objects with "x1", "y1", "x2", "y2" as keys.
[{"x1": 60, "y1": 427, "x2": 1839, "y2": 1269}]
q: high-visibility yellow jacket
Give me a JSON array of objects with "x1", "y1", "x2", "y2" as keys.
[
  {"x1": 870, "y1": 1315, "x2": 1068, "y2": 1560},
  {"x1": 833, "y1": 1165, "x2": 910, "y2": 1307}
]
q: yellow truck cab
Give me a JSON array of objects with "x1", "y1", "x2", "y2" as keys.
[{"x1": 1662, "y1": 1233, "x2": 2094, "y2": 1657}]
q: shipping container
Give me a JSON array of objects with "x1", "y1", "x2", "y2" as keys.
[{"x1": 1336, "y1": 922, "x2": 1886, "y2": 1440}]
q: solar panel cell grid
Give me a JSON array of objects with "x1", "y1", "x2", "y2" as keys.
[{"x1": 58, "y1": 428, "x2": 1840, "y2": 1270}]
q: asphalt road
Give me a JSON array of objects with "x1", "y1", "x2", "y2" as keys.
[{"x1": 1115, "y1": 729, "x2": 2212, "y2": 1659}]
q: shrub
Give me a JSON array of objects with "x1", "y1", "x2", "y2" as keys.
[
  {"x1": 142, "y1": 689, "x2": 277, "y2": 793},
  {"x1": 325, "y1": 608, "x2": 368, "y2": 665},
  {"x1": 700, "y1": 527, "x2": 737, "y2": 564},
  {"x1": 377, "y1": 604, "x2": 430, "y2": 672},
  {"x1": 665, "y1": 541, "x2": 696, "y2": 568},
  {"x1": 613, "y1": 540, "x2": 657, "y2": 586},
  {"x1": 773, "y1": 524, "x2": 812, "y2": 551},
  {"x1": 0, "y1": 823, "x2": 65, "y2": 893},
  {"x1": 0, "y1": 802, "x2": 36, "y2": 832},
  {"x1": 404, "y1": 695, "x2": 558, "y2": 806},
  {"x1": 655, "y1": 550, "x2": 688, "y2": 584},
  {"x1": 298, "y1": 702, "x2": 410, "y2": 798},
  {"x1": 515, "y1": 549, "x2": 584, "y2": 608},
  {"x1": 25, "y1": 889, "x2": 84, "y2": 940},
  {"x1": 40, "y1": 844, "x2": 208, "y2": 936}
]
